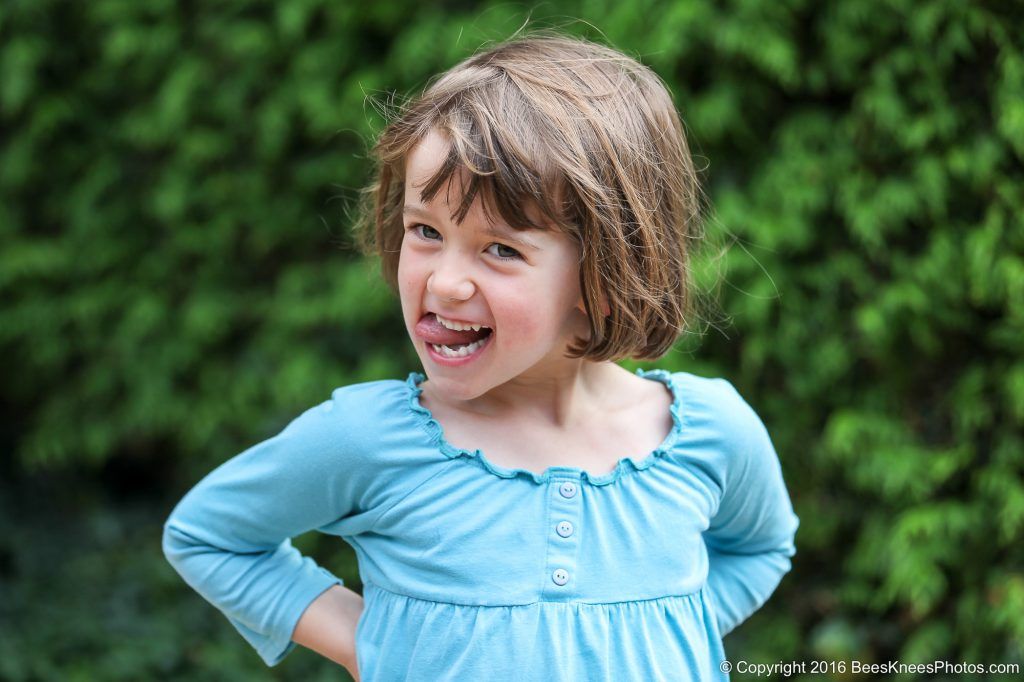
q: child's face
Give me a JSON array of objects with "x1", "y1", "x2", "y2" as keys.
[{"x1": 398, "y1": 128, "x2": 592, "y2": 401}]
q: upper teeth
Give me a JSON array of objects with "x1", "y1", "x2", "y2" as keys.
[{"x1": 435, "y1": 313, "x2": 489, "y2": 332}]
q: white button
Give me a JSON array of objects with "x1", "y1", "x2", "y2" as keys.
[
  {"x1": 559, "y1": 481, "x2": 577, "y2": 498},
  {"x1": 556, "y1": 521, "x2": 574, "y2": 537},
  {"x1": 552, "y1": 568, "x2": 569, "y2": 586}
]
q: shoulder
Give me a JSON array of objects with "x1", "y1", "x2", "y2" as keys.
[
  {"x1": 672, "y1": 371, "x2": 764, "y2": 433},
  {"x1": 328, "y1": 375, "x2": 413, "y2": 417},
  {"x1": 278, "y1": 375, "x2": 416, "y2": 452},
  {"x1": 669, "y1": 371, "x2": 778, "y2": 483}
]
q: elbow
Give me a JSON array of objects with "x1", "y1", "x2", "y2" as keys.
[
  {"x1": 162, "y1": 520, "x2": 183, "y2": 569},
  {"x1": 162, "y1": 516, "x2": 195, "y2": 575},
  {"x1": 772, "y1": 547, "x2": 794, "y2": 578},
  {"x1": 759, "y1": 539, "x2": 797, "y2": 582},
  {"x1": 162, "y1": 517, "x2": 212, "y2": 594},
  {"x1": 772, "y1": 526, "x2": 798, "y2": 575}
]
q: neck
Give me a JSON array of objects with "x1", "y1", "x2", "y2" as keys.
[{"x1": 441, "y1": 360, "x2": 626, "y2": 430}]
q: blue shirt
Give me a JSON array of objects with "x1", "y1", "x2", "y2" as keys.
[{"x1": 163, "y1": 368, "x2": 799, "y2": 681}]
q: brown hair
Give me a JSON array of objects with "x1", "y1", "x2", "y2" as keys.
[{"x1": 351, "y1": 28, "x2": 708, "y2": 362}]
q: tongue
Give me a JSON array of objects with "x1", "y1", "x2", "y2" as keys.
[{"x1": 416, "y1": 314, "x2": 491, "y2": 346}]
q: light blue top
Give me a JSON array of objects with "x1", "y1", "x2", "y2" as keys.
[{"x1": 163, "y1": 368, "x2": 799, "y2": 681}]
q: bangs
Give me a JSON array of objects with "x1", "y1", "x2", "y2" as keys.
[{"x1": 410, "y1": 85, "x2": 570, "y2": 238}]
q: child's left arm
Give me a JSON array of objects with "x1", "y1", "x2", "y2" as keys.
[{"x1": 701, "y1": 379, "x2": 800, "y2": 637}]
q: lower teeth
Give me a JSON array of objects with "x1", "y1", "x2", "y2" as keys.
[{"x1": 430, "y1": 335, "x2": 489, "y2": 358}]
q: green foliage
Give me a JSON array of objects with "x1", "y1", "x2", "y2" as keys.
[{"x1": 2, "y1": 0, "x2": 1022, "y2": 679}]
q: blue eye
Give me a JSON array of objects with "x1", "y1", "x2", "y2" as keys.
[
  {"x1": 486, "y1": 243, "x2": 523, "y2": 261},
  {"x1": 409, "y1": 223, "x2": 441, "y2": 241},
  {"x1": 406, "y1": 223, "x2": 523, "y2": 261}
]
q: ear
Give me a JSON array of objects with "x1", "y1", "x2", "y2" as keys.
[{"x1": 576, "y1": 292, "x2": 611, "y2": 318}]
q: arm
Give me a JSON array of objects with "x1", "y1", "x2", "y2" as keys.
[
  {"x1": 701, "y1": 380, "x2": 800, "y2": 637},
  {"x1": 162, "y1": 397, "x2": 369, "y2": 667},
  {"x1": 293, "y1": 584, "x2": 364, "y2": 679}
]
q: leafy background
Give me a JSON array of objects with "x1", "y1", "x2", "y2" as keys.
[{"x1": 2, "y1": 0, "x2": 1022, "y2": 679}]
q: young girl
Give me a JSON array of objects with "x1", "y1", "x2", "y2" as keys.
[{"x1": 163, "y1": 30, "x2": 799, "y2": 681}]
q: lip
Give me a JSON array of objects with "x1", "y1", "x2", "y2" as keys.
[
  {"x1": 426, "y1": 311, "x2": 493, "y2": 330},
  {"x1": 423, "y1": 331, "x2": 494, "y2": 367}
]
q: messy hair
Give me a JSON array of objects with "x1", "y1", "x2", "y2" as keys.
[{"x1": 351, "y1": 28, "x2": 707, "y2": 362}]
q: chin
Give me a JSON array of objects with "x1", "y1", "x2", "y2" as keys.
[{"x1": 424, "y1": 372, "x2": 486, "y2": 398}]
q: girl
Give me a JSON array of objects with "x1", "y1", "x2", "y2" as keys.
[{"x1": 163, "y1": 30, "x2": 799, "y2": 681}]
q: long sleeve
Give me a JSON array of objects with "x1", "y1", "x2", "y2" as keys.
[
  {"x1": 162, "y1": 394, "x2": 374, "y2": 666},
  {"x1": 701, "y1": 379, "x2": 800, "y2": 637}
]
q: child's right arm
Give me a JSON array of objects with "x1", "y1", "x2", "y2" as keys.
[
  {"x1": 293, "y1": 583, "x2": 364, "y2": 678},
  {"x1": 162, "y1": 395, "x2": 375, "y2": 668}
]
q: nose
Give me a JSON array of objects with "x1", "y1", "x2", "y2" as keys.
[{"x1": 427, "y1": 254, "x2": 476, "y2": 303}]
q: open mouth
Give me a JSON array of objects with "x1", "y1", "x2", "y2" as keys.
[{"x1": 427, "y1": 327, "x2": 494, "y2": 359}]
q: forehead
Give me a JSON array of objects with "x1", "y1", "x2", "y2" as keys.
[
  {"x1": 404, "y1": 128, "x2": 452, "y2": 183},
  {"x1": 404, "y1": 128, "x2": 488, "y2": 214}
]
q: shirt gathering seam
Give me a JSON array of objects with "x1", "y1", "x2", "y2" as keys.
[{"x1": 362, "y1": 578, "x2": 706, "y2": 608}]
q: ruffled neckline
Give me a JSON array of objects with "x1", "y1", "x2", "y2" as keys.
[{"x1": 404, "y1": 368, "x2": 686, "y2": 486}]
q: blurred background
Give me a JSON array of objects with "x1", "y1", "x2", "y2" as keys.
[{"x1": 2, "y1": 0, "x2": 1022, "y2": 680}]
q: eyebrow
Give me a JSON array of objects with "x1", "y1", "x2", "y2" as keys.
[{"x1": 402, "y1": 204, "x2": 539, "y2": 250}]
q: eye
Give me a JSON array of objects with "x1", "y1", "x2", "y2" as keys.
[
  {"x1": 407, "y1": 223, "x2": 442, "y2": 241},
  {"x1": 486, "y1": 243, "x2": 523, "y2": 261},
  {"x1": 405, "y1": 223, "x2": 523, "y2": 261}
]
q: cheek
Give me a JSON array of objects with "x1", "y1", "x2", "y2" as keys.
[
  {"x1": 397, "y1": 240, "x2": 411, "y2": 278},
  {"x1": 495, "y1": 301, "x2": 560, "y2": 341},
  {"x1": 397, "y1": 246, "x2": 424, "y2": 291},
  {"x1": 396, "y1": 269, "x2": 422, "y2": 317}
]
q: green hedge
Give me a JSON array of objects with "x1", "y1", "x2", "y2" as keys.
[{"x1": 2, "y1": 0, "x2": 1022, "y2": 679}]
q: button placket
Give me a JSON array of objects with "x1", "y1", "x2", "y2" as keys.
[{"x1": 544, "y1": 476, "x2": 582, "y2": 599}]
